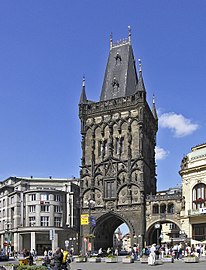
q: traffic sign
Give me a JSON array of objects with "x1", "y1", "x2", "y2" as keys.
[{"x1": 81, "y1": 214, "x2": 89, "y2": 225}]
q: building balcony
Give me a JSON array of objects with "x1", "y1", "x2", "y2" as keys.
[{"x1": 188, "y1": 208, "x2": 206, "y2": 216}]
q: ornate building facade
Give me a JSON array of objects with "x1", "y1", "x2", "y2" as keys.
[
  {"x1": 79, "y1": 28, "x2": 158, "y2": 251},
  {"x1": 180, "y1": 143, "x2": 206, "y2": 243}
]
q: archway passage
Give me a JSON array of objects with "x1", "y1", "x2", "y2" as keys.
[
  {"x1": 93, "y1": 213, "x2": 128, "y2": 251},
  {"x1": 147, "y1": 221, "x2": 181, "y2": 246}
]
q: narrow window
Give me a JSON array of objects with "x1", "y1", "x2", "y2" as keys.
[
  {"x1": 29, "y1": 205, "x2": 36, "y2": 213},
  {"x1": 41, "y1": 205, "x2": 50, "y2": 212},
  {"x1": 192, "y1": 184, "x2": 206, "y2": 209},
  {"x1": 105, "y1": 180, "x2": 115, "y2": 199},
  {"x1": 29, "y1": 194, "x2": 36, "y2": 201},
  {"x1": 29, "y1": 217, "x2": 36, "y2": 226},
  {"x1": 54, "y1": 195, "x2": 61, "y2": 202},
  {"x1": 54, "y1": 217, "x2": 61, "y2": 227}
]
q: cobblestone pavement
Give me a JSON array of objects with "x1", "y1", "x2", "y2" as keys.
[{"x1": 70, "y1": 259, "x2": 206, "y2": 270}]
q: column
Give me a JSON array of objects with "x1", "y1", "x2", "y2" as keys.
[
  {"x1": 19, "y1": 234, "x2": 23, "y2": 252},
  {"x1": 52, "y1": 232, "x2": 58, "y2": 253},
  {"x1": 31, "y1": 232, "x2": 36, "y2": 251},
  {"x1": 1, "y1": 234, "x2": 4, "y2": 249},
  {"x1": 13, "y1": 232, "x2": 19, "y2": 252}
]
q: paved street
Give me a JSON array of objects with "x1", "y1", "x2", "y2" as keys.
[
  {"x1": 70, "y1": 260, "x2": 206, "y2": 270},
  {"x1": 0, "y1": 258, "x2": 206, "y2": 270}
]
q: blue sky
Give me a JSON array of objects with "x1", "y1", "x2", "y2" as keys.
[{"x1": 0, "y1": 0, "x2": 206, "y2": 192}]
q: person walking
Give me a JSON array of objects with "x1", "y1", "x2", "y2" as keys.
[
  {"x1": 148, "y1": 244, "x2": 156, "y2": 265},
  {"x1": 62, "y1": 249, "x2": 69, "y2": 270},
  {"x1": 53, "y1": 247, "x2": 63, "y2": 270}
]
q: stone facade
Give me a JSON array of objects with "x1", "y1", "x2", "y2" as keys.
[
  {"x1": 79, "y1": 30, "x2": 158, "y2": 251},
  {"x1": 146, "y1": 188, "x2": 182, "y2": 244}
]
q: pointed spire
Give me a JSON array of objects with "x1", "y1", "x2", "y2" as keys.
[
  {"x1": 136, "y1": 59, "x2": 146, "y2": 92},
  {"x1": 110, "y1": 32, "x2": 113, "y2": 50},
  {"x1": 128, "y1": 25, "x2": 131, "y2": 44},
  {"x1": 79, "y1": 76, "x2": 87, "y2": 104},
  {"x1": 152, "y1": 94, "x2": 158, "y2": 120}
]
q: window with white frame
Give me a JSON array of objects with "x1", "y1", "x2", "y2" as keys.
[
  {"x1": 54, "y1": 195, "x2": 61, "y2": 202},
  {"x1": 169, "y1": 223, "x2": 177, "y2": 230},
  {"x1": 192, "y1": 183, "x2": 206, "y2": 209},
  {"x1": 54, "y1": 217, "x2": 61, "y2": 227},
  {"x1": 29, "y1": 205, "x2": 36, "y2": 213},
  {"x1": 41, "y1": 216, "x2": 49, "y2": 226},
  {"x1": 41, "y1": 205, "x2": 50, "y2": 212},
  {"x1": 29, "y1": 194, "x2": 36, "y2": 201},
  {"x1": 54, "y1": 205, "x2": 62, "y2": 213},
  {"x1": 40, "y1": 194, "x2": 49, "y2": 202},
  {"x1": 29, "y1": 216, "x2": 36, "y2": 226}
]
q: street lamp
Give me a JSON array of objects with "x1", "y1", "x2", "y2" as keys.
[
  {"x1": 68, "y1": 237, "x2": 76, "y2": 254},
  {"x1": 84, "y1": 199, "x2": 96, "y2": 234},
  {"x1": 4, "y1": 222, "x2": 12, "y2": 255},
  {"x1": 84, "y1": 199, "x2": 96, "y2": 254},
  {"x1": 155, "y1": 223, "x2": 161, "y2": 245}
]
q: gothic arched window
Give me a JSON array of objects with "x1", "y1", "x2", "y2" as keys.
[
  {"x1": 160, "y1": 203, "x2": 166, "y2": 214},
  {"x1": 192, "y1": 183, "x2": 206, "y2": 209},
  {"x1": 168, "y1": 203, "x2": 174, "y2": 214},
  {"x1": 152, "y1": 204, "x2": 159, "y2": 214}
]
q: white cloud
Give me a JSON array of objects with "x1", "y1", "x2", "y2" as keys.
[
  {"x1": 155, "y1": 146, "x2": 169, "y2": 160},
  {"x1": 159, "y1": 112, "x2": 199, "y2": 137}
]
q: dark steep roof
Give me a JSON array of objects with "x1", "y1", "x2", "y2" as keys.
[{"x1": 100, "y1": 40, "x2": 138, "y2": 101}]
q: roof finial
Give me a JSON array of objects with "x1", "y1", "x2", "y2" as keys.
[
  {"x1": 128, "y1": 25, "x2": 131, "y2": 44},
  {"x1": 110, "y1": 32, "x2": 113, "y2": 50},
  {"x1": 138, "y1": 58, "x2": 142, "y2": 72},
  {"x1": 82, "y1": 74, "x2": 85, "y2": 87}
]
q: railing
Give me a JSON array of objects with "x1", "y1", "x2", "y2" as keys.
[
  {"x1": 146, "y1": 193, "x2": 182, "y2": 202},
  {"x1": 188, "y1": 208, "x2": 206, "y2": 216}
]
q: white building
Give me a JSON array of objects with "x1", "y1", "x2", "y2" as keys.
[
  {"x1": 0, "y1": 176, "x2": 80, "y2": 254},
  {"x1": 180, "y1": 143, "x2": 206, "y2": 243}
]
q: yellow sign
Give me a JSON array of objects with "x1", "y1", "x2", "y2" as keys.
[{"x1": 81, "y1": 214, "x2": 89, "y2": 225}]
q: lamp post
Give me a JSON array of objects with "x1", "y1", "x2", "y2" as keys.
[
  {"x1": 84, "y1": 199, "x2": 96, "y2": 254},
  {"x1": 155, "y1": 223, "x2": 161, "y2": 245},
  {"x1": 138, "y1": 234, "x2": 143, "y2": 255},
  {"x1": 4, "y1": 222, "x2": 12, "y2": 255},
  {"x1": 68, "y1": 237, "x2": 76, "y2": 254}
]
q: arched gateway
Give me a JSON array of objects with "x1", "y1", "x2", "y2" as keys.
[{"x1": 79, "y1": 28, "x2": 158, "y2": 253}]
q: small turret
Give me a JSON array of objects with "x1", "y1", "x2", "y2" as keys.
[
  {"x1": 136, "y1": 59, "x2": 146, "y2": 93},
  {"x1": 152, "y1": 94, "x2": 158, "y2": 120},
  {"x1": 79, "y1": 76, "x2": 87, "y2": 104}
]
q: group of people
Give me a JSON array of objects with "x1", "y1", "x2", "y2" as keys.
[
  {"x1": 143, "y1": 242, "x2": 206, "y2": 265},
  {"x1": 43, "y1": 247, "x2": 72, "y2": 270},
  {"x1": 12, "y1": 247, "x2": 71, "y2": 269}
]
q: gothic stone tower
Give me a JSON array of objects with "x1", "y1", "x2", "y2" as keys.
[{"x1": 79, "y1": 29, "x2": 158, "y2": 251}]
